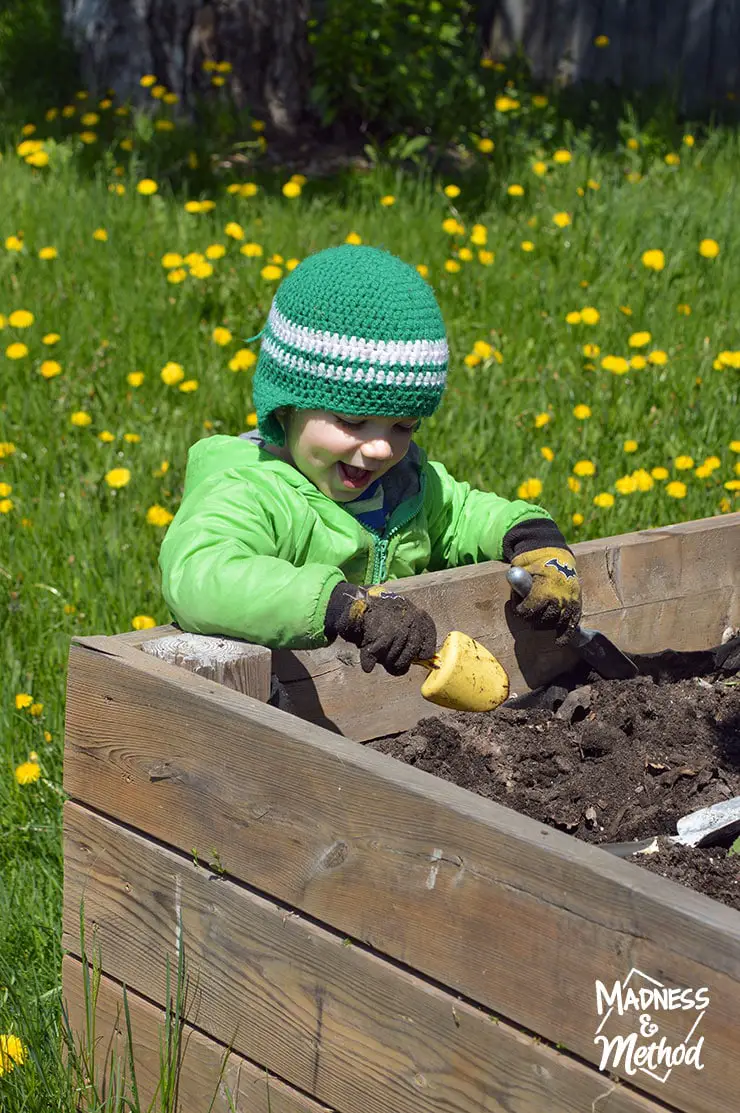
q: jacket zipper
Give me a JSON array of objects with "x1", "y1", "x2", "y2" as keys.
[{"x1": 367, "y1": 499, "x2": 421, "y2": 585}]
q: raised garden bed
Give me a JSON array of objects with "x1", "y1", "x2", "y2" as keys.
[{"x1": 62, "y1": 513, "x2": 740, "y2": 1113}]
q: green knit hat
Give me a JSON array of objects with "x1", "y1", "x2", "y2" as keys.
[{"x1": 252, "y1": 244, "x2": 449, "y2": 445}]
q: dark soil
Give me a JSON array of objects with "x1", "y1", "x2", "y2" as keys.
[{"x1": 368, "y1": 648, "x2": 740, "y2": 911}]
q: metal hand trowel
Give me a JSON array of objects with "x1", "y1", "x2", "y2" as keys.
[{"x1": 507, "y1": 566, "x2": 638, "y2": 681}]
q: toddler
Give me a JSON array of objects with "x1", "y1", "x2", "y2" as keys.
[{"x1": 159, "y1": 244, "x2": 582, "y2": 676}]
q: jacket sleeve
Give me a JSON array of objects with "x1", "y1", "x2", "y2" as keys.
[
  {"x1": 158, "y1": 476, "x2": 345, "y2": 650},
  {"x1": 424, "y1": 456, "x2": 565, "y2": 569}
]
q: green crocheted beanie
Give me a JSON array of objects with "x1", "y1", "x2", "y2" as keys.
[{"x1": 252, "y1": 244, "x2": 449, "y2": 445}]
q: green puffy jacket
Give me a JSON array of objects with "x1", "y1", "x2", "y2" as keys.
[{"x1": 158, "y1": 430, "x2": 557, "y2": 650}]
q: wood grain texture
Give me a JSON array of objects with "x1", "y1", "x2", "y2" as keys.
[
  {"x1": 63, "y1": 636, "x2": 740, "y2": 1113},
  {"x1": 63, "y1": 804, "x2": 669, "y2": 1113},
  {"x1": 121, "y1": 515, "x2": 738, "y2": 740},
  {"x1": 62, "y1": 956, "x2": 331, "y2": 1113},
  {"x1": 139, "y1": 630, "x2": 272, "y2": 702}
]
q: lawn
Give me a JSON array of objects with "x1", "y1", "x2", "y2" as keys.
[{"x1": 0, "y1": 62, "x2": 738, "y2": 1108}]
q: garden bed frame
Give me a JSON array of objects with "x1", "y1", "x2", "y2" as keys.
[{"x1": 62, "y1": 513, "x2": 740, "y2": 1113}]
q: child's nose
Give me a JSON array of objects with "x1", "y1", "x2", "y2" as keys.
[{"x1": 361, "y1": 435, "x2": 394, "y2": 460}]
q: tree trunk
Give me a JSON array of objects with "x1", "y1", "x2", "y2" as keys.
[{"x1": 60, "y1": 0, "x2": 312, "y2": 137}]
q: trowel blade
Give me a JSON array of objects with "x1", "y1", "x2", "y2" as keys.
[{"x1": 573, "y1": 627, "x2": 639, "y2": 680}]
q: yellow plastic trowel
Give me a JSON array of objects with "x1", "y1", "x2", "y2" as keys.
[
  {"x1": 363, "y1": 586, "x2": 509, "y2": 712},
  {"x1": 414, "y1": 631, "x2": 510, "y2": 712}
]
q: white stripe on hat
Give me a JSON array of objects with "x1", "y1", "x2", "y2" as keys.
[
  {"x1": 268, "y1": 302, "x2": 448, "y2": 367},
  {"x1": 261, "y1": 335, "x2": 446, "y2": 389}
]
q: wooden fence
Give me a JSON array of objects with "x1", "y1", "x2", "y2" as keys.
[{"x1": 481, "y1": 0, "x2": 740, "y2": 111}]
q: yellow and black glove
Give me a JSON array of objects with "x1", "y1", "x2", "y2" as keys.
[{"x1": 502, "y1": 520, "x2": 582, "y2": 644}]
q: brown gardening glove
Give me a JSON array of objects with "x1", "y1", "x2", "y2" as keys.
[
  {"x1": 324, "y1": 582, "x2": 437, "y2": 676},
  {"x1": 510, "y1": 547, "x2": 582, "y2": 645}
]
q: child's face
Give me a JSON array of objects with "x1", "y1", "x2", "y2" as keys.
[{"x1": 278, "y1": 408, "x2": 419, "y2": 501}]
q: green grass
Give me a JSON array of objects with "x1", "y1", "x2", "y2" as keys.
[{"x1": 0, "y1": 77, "x2": 739, "y2": 1107}]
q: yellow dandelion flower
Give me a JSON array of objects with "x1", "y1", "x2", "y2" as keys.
[
  {"x1": 189, "y1": 261, "x2": 213, "y2": 279},
  {"x1": 572, "y1": 512, "x2": 584, "y2": 526},
  {"x1": 40, "y1": 360, "x2": 62, "y2": 379},
  {"x1": 683, "y1": 134, "x2": 695, "y2": 147},
  {"x1": 38, "y1": 246, "x2": 58, "y2": 261},
  {"x1": 105, "y1": 467, "x2": 131, "y2": 489},
  {"x1": 0, "y1": 443, "x2": 17, "y2": 458},
  {"x1": 137, "y1": 178, "x2": 158, "y2": 195},
  {"x1": 594, "y1": 34, "x2": 609, "y2": 47},
  {"x1": 478, "y1": 250, "x2": 495, "y2": 265},
  {"x1": 567, "y1": 476, "x2": 581, "y2": 493},
  {"x1": 70, "y1": 411, "x2": 92, "y2": 426},
  {"x1": 541, "y1": 446, "x2": 554, "y2": 462},
  {"x1": 146, "y1": 504, "x2": 174, "y2": 527},
  {"x1": 464, "y1": 353, "x2": 481, "y2": 368},
  {"x1": 179, "y1": 379, "x2": 199, "y2": 392},
  {"x1": 517, "y1": 478, "x2": 543, "y2": 500},
  {"x1": 477, "y1": 138, "x2": 494, "y2": 153},
  {"x1": 6, "y1": 343, "x2": 28, "y2": 360},
  {"x1": 520, "y1": 240, "x2": 535, "y2": 252},
  {"x1": 228, "y1": 348, "x2": 257, "y2": 372},
  {"x1": 416, "y1": 264, "x2": 429, "y2": 278},
  {"x1": 15, "y1": 761, "x2": 41, "y2": 786},
  {"x1": 98, "y1": 430, "x2": 115, "y2": 443},
  {"x1": 641, "y1": 248, "x2": 665, "y2": 271},
  {"x1": 154, "y1": 119, "x2": 174, "y2": 132},
  {"x1": 160, "y1": 361, "x2": 185, "y2": 385},
  {"x1": 380, "y1": 195, "x2": 395, "y2": 207},
  {"x1": 123, "y1": 433, "x2": 140, "y2": 444},
  {"x1": 167, "y1": 268, "x2": 187, "y2": 284},
  {"x1": 601, "y1": 355, "x2": 629, "y2": 375},
  {"x1": 628, "y1": 331, "x2": 651, "y2": 348},
  {"x1": 5, "y1": 234, "x2": 24, "y2": 251},
  {"x1": 730, "y1": 441, "x2": 740, "y2": 452},
  {"x1": 240, "y1": 242, "x2": 263, "y2": 257},
  {"x1": 470, "y1": 224, "x2": 487, "y2": 246},
  {"x1": 616, "y1": 475, "x2": 637, "y2": 495},
  {"x1": 184, "y1": 200, "x2": 204, "y2": 213},
  {"x1": 345, "y1": 232, "x2": 362, "y2": 245},
  {"x1": 15, "y1": 693, "x2": 33, "y2": 709},
  {"x1": 648, "y1": 349, "x2": 668, "y2": 365},
  {"x1": 623, "y1": 439, "x2": 638, "y2": 453},
  {"x1": 534, "y1": 412, "x2": 551, "y2": 428},
  {"x1": 632, "y1": 469, "x2": 653, "y2": 491},
  {"x1": 473, "y1": 340, "x2": 493, "y2": 359},
  {"x1": 140, "y1": 74, "x2": 157, "y2": 87},
  {"x1": 573, "y1": 459, "x2": 595, "y2": 477},
  {"x1": 0, "y1": 482, "x2": 10, "y2": 496},
  {"x1": 495, "y1": 95, "x2": 520, "y2": 112},
  {"x1": 458, "y1": 247, "x2": 473, "y2": 262},
  {"x1": 225, "y1": 221, "x2": 245, "y2": 240},
  {"x1": 651, "y1": 466, "x2": 669, "y2": 480},
  {"x1": 507, "y1": 184, "x2": 524, "y2": 197},
  {"x1": 0, "y1": 498, "x2": 13, "y2": 513},
  {"x1": 205, "y1": 243, "x2": 226, "y2": 260},
  {"x1": 593, "y1": 492, "x2": 615, "y2": 508},
  {"x1": 444, "y1": 185, "x2": 461, "y2": 198},
  {"x1": 261, "y1": 264, "x2": 282, "y2": 281},
  {"x1": 161, "y1": 252, "x2": 183, "y2": 269},
  {"x1": 9, "y1": 310, "x2": 33, "y2": 328},
  {"x1": 212, "y1": 327, "x2": 232, "y2": 346},
  {"x1": 677, "y1": 303, "x2": 691, "y2": 316},
  {"x1": 580, "y1": 307, "x2": 599, "y2": 325},
  {"x1": 573, "y1": 404, "x2": 591, "y2": 420},
  {"x1": 93, "y1": 228, "x2": 108, "y2": 242},
  {"x1": 582, "y1": 343, "x2": 600, "y2": 358},
  {"x1": 566, "y1": 311, "x2": 582, "y2": 325},
  {"x1": 531, "y1": 160, "x2": 547, "y2": 177},
  {"x1": 699, "y1": 238, "x2": 720, "y2": 259},
  {"x1": 282, "y1": 181, "x2": 301, "y2": 198},
  {"x1": 664, "y1": 153, "x2": 680, "y2": 167},
  {"x1": 553, "y1": 149, "x2": 572, "y2": 164},
  {"x1": 442, "y1": 217, "x2": 460, "y2": 234},
  {"x1": 552, "y1": 211, "x2": 571, "y2": 227},
  {"x1": 246, "y1": 411, "x2": 259, "y2": 427},
  {"x1": 629, "y1": 355, "x2": 647, "y2": 370},
  {"x1": 132, "y1": 614, "x2": 156, "y2": 630},
  {"x1": 444, "y1": 259, "x2": 461, "y2": 273},
  {"x1": 30, "y1": 702, "x2": 43, "y2": 716},
  {"x1": 666, "y1": 481, "x2": 687, "y2": 499},
  {"x1": 587, "y1": 178, "x2": 600, "y2": 190},
  {"x1": 532, "y1": 94, "x2": 548, "y2": 107}
]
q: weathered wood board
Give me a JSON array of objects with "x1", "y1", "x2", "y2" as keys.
[
  {"x1": 62, "y1": 956, "x2": 331, "y2": 1113},
  {"x1": 63, "y1": 629, "x2": 740, "y2": 1113},
  {"x1": 63, "y1": 805, "x2": 668, "y2": 1113}
]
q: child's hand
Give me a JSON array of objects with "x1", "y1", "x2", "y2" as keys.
[
  {"x1": 509, "y1": 547, "x2": 582, "y2": 644},
  {"x1": 324, "y1": 582, "x2": 437, "y2": 676}
]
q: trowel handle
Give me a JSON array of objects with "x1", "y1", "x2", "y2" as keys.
[{"x1": 506, "y1": 566, "x2": 534, "y2": 598}]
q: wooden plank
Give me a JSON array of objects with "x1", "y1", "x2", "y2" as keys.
[
  {"x1": 62, "y1": 956, "x2": 333, "y2": 1113},
  {"x1": 139, "y1": 630, "x2": 272, "y2": 702},
  {"x1": 706, "y1": 0, "x2": 740, "y2": 102},
  {"x1": 114, "y1": 623, "x2": 178, "y2": 647},
  {"x1": 679, "y1": 0, "x2": 715, "y2": 113},
  {"x1": 63, "y1": 804, "x2": 670, "y2": 1113},
  {"x1": 63, "y1": 638, "x2": 740, "y2": 1113}
]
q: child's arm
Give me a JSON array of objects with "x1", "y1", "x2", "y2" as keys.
[
  {"x1": 158, "y1": 477, "x2": 345, "y2": 650},
  {"x1": 424, "y1": 455, "x2": 565, "y2": 567}
]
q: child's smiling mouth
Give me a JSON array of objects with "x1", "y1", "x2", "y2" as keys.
[{"x1": 337, "y1": 461, "x2": 375, "y2": 489}]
